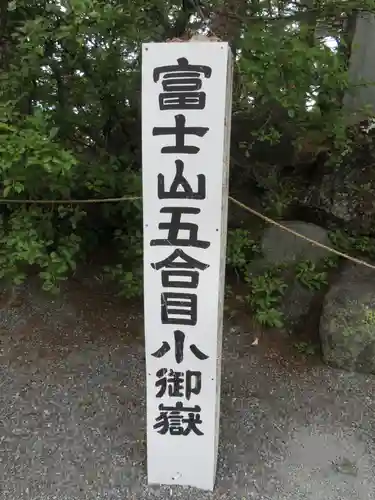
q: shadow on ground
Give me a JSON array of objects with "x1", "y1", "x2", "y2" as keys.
[{"x1": 1, "y1": 275, "x2": 375, "y2": 500}]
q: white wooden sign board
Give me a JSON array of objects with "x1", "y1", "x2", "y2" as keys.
[{"x1": 142, "y1": 40, "x2": 233, "y2": 491}]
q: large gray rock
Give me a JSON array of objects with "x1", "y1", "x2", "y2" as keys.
[
  {"x1": 320, "y1": 262, "x2": 375, "y2": 374},
  {"x1": 245, "y1": 259, "x2": 319, "y2": 330},
  {"x1": 245, "y1": 221, "x2": 331, "y2": 330},
  {"x1": 261, "y1": 221, "x2": 330, "y2": 265},
  {"x1": 300, "y1": 158, "x2": 375, "y2": 234},
  {"x1": 281, "y1": 281, "x2": 316, "y2": 328}
]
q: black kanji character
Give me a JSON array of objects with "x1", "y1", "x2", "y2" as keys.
[
  {"x1": 158, "y1": 160, "x2": 205, "y2": 200},
  {"x1": 151, "y1": 330, "x2": 209, "y2": 364},
  {"x1": 153, "y1": 58, "x2": 211, "y2": 111},
  {"x1": 152, "y1": 247, "x2": 206, "y2": 288},
  {"x1": 161, "y1": 292, "x2": 197, "y2": 325},
  {"x1": 155, "y1": 368, "x2": 202, "y2": 400},
  {"x1": 153, "y1": 401, "x2": 204, "y2": 436},
  {"x1": 150, "y1": 207, "x2": 210, "y2": 249},
  {"x1": 153, "y1": 114, "x2": 209, "y2": 154}
]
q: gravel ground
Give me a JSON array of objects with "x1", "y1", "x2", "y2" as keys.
[{"x1": 1, "y1": 278, "x2": 375, "y2": 500}]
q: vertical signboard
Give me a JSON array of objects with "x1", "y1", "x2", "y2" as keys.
[{"x1": 142, "y1": 41, "x2": 233, "y2": 491}]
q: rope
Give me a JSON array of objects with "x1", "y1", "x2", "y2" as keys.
[
  {"x1": 1, "y1": 192, "x2": 375, "y2": 271},
  {"x1": 2, "y1": 40, "x2": 373, "y2": 271},
  {"x1": 228, "y1": 196, "x2": 375, "y2": 272},
  {"x1": 0, "y1": 195, "x2": 141, "y2": 204},
  {"x1": 158, "y1": 37, "x2": 375, "y2": 270}
]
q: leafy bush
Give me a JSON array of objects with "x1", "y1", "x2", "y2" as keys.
[
  {"x1": 295, "y1": 260, "x2": 328, "y2": 291},
  {"x1": 226, "y1": 229, "x2": 261, "y2": 272},
  {"x1": 245, "y1": 269, "x2": 287, "y2": 328},
  {"x1": 1, "y1": 0, "x2": 374, "y2": 300}
]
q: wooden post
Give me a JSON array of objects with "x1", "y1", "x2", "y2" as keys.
[{"x1": 141, "y1": 40, "x2": 233, "y2": 491}]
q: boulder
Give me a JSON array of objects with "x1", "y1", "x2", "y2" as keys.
[
  {"x1": 320, "y1": 262, "x2": 375, "y2": 374},
  {"x1": 261, "y1": 221, "x2": 330, "y2": 265},
  {"x1": 280, "y1": 281, "x2": 316, "y2": 328},
  {"x1": 246, "y1": 221, "x2": 330, "y2": 330},
  {"x1": 300, "y1": 158, "x2": 375, "y2": 234}
]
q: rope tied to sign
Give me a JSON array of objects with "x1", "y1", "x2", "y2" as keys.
[{"x1": 1, "y1": 193, "x2": 375, "y2": 272}]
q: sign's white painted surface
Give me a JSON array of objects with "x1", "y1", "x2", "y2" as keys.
[{"x1": 142, "y1": 41, "x2": 233, "y2": 491}]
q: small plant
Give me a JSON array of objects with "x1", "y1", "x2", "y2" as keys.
[
  {"x1": 364, "y1": 306, "x2": 375, "y2": 324},
  {"x1": 246, "y1": 269, "x2": 287, "y2": 328},
  {"x1": 328, "y1": 229, "x2": 351, "y2": 252},
  {"x1": 351, "y1": 235, "x2": 375, "y2": 257},
  {"x1": 329, "y1": 229, "x2": 375, "y2": 259},
  {"x1": 322, "y1": 254, "x2": 340, "y2": 269},
  {"x1": 226, "y1": 229, "x2": 261, "y2": 273},
  {"x1": 108, "y1": 265, "x2": 143, "y2": 299},
  {"x1": 296, "y1": 260, "x2": 328, "y2": 290},
  {"x1": 294, "y1": 341, "x2": 317, "y2": 356},
  {"x1": 263, "y1": 180, "x2": 296, "y2": 218}
]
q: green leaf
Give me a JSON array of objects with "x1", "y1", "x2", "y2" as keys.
[
  {"x1": 14, "y1": 183, "x2": 24, "y2": 194},
  {"x1": 3, "y1": 186, "x2": 11, "y2": 197},
  {"x1": 49, "y1": 127, "x2": 59, "y2": 140},
  {"x1": 7, "y1": 1, "x2": 17, "y2": 11}
]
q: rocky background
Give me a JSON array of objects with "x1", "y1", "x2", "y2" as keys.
[{"x1": 227, "y1": 117, "x2": 375, "y2": 375}]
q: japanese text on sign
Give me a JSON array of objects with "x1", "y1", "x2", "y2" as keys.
[{"x1": 150, "y1": 56, "x2": 213, "y2": 436}]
